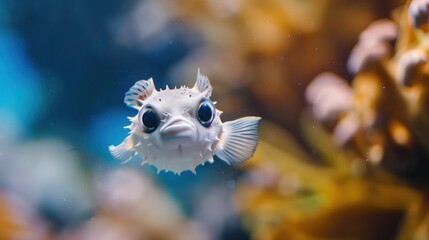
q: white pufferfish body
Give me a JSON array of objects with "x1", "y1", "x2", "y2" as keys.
[{"x1": 109, "y1": 70, "x2": 261, "y2": 174}]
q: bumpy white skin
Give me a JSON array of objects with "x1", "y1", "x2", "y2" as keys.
[
  {"x1": 110, "y1": 70, "x2": 261, "y2": 174},
  {"x1": 130, "y1": 87, "x2": 222, "y2": 173}
]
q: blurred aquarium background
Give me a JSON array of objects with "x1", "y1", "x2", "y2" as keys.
[{"x1": 4, "y1": 0, "x2": 429, "y2": 239}]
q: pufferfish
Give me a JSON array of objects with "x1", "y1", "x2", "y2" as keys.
[{"x1": 109, "y1": 70, "x2": 261, "y2": 174}]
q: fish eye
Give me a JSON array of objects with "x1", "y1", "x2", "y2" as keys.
[
  {"x1": 140, "y1": 107, "x2": 160, "y2": 133},
  {"x1": 197, "y1": 100, "x2": 215, "y2": 127}
]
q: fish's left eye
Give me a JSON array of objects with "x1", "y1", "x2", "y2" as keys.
[
  {"x1": 139, "y1": 107, "x2": 160, "y2": 133},
  {"x1": 197, "y1": 100, "x2": 215, "y2": 127}
]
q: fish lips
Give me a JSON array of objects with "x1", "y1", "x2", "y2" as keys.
[{"x1": 160, "y1": 117, "x2": 196, "y2": 143}]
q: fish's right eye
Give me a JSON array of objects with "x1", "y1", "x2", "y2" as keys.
[{"x1": 141, "y1": 108, "x2": 160, "y2": 133}]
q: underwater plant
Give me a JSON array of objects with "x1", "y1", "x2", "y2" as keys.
[
  {"x1": 235, "y1": 0, "x2": 429, "y2": 239},
  {"x1": 59, "y1": 168, "x2": 208, "y2": 240}
]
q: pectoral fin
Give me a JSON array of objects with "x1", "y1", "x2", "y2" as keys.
[
  {"x1": 124, "y1": 78, "x2": 156, "y2": 109},
  {"x1": 109, "y1": 135, "x2": 136, "y2": 162},
  {"x1": 193, "y1": 69, "x2": 212, "y2": 98},
  {"x1": 215, "y1": 117, "x2": 261, "y2": 164}
]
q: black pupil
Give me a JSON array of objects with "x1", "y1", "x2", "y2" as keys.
[
  {"x1": 198, "y1": 103, "x2": 212, "y2": 122},
  {"x1": 142, "y1": 110, "x2": 158, "y2": 129}
]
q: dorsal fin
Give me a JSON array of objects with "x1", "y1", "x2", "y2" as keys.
[
  {"x1": 193, "y1": 69, "x2": 212, "y2": 97},
  {"x1": 124, "y1": 78, "x2": 156, "y2": 109}
]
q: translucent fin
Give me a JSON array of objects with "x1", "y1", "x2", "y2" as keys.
[
  {"x1": 216, "y1": 117, "x2": 261, "y2": 164},
  {"x1": 109, "y1": 136, "x2": 136, "y2": 162},
  {"x1": 193, "y1": 68, "x2": 212, "y2": 97},
  {"x1": 124, "y1": 78, "x2": 156, "y2": 109}
]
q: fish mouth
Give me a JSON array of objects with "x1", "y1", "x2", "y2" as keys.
[{"x1": 161, "y1": 118, "x2": 195, "y2": 141}]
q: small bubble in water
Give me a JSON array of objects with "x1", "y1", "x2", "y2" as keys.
[{"x1": 226, "y1": 180, "x2": 236, "y2": 189}]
